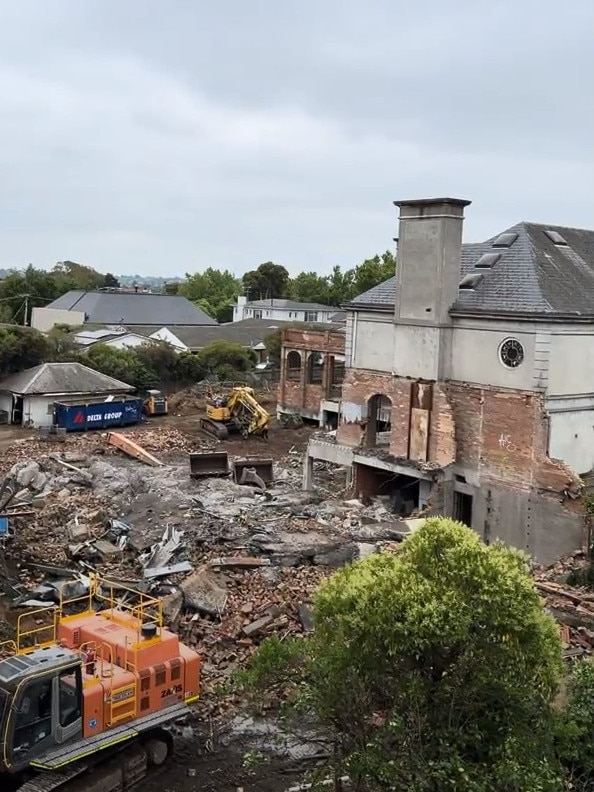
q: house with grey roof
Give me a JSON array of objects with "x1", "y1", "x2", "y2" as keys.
[
  {"x1": 30, "y1": 290, "x2": 217, "y2": 333},
  {"x1": 304, "y1": 197, "x2": 594, "y2": 566},
  {"x1": 232, "y1": 296, "x2": 338, "y2": 324},
  {"x1": 0, "y1": 362, "x2": 134, "y2": 427}
]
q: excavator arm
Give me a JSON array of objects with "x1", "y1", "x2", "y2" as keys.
[{"x1": 226, "y1": 387, "x2": 270, "y2": 437}]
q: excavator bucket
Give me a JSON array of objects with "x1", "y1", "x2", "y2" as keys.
[
  {"x1": 189, "y1": 451, "x2": 230, "y2": 479},
  {"x1": 232, "y1": 457, "x2": 274, "y2": 490}
]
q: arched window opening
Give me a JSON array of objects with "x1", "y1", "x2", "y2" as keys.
[{"x1": 286, "y1": 350, "x2": 302, "y2": 381}]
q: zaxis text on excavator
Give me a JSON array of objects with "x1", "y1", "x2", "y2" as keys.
[
  {"x1": 0, "y1": 575, "x2": 200, "y2": 792},
  {"x1": 200, "y1": 386, "x2": 270, "y2": 440}
]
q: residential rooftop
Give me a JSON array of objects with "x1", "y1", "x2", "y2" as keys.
[
  {"x1": 0, "y1": 362, "x2": 134, "y2": 395},
  {"x1": 46, "y1": 290, "x2": 217, "y2": 326},
  {"x1": 348, "y1": 222, "x2": 594, "y2": 319}
]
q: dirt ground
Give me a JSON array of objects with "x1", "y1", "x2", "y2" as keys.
[
  {"x1": 145, "y1": 740, "x2": 299, "y2": 792},
  {"x1": 0, "y1": 407, "x2": 325, "y2": 791}
]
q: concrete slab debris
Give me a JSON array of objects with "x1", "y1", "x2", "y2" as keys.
[
  {"x1": 180, "y1": 568, "x2": 228, "y2": 617},
  {"x1": 210, "y1": 556, "x2": 271, "y2": 570},
  {"x1": 144, "y1": 560, "x2": 193, "y2": 580}
]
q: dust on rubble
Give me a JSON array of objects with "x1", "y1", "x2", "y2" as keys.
[{"x1": 0, "y1": 419, "x2": 402, "y2": 705}]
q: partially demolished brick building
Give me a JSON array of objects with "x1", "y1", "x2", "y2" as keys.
[{"x1": 291, "y1": 197, "x2": 594, "y2": 564}]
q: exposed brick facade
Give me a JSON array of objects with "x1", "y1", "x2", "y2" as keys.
[
  {"x1": 277, "y1": 329, "x2": 346, "y2": 418},
  {"x1": 336, "y1": 368, "x2": 581, "y2": 493}
]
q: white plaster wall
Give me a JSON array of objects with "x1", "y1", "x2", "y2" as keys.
[
  {"x1": 22, "y1": 396, "x2": 54, "y2": 427},
  {"x1": 548, "y1": 407, "x2": 594, "y2": 474},
  {"x1": 449, "y1": 324, "x2": 537, "y2": 390},
  {"x1": 31, "y1": 307, "x2": 85, "y2": 332},
  {"x1": 351, "y1": 313, "x2": 394, "y2": 373},
  {"x1": 150, "y1": 327, "x2": 188, "y2": 351},
  {"x1": 548, "y1": 334, "x2": 594, "y2": 396},
  {"x1": 104, "y1": 334, "x2": 150, "y2": 350}
]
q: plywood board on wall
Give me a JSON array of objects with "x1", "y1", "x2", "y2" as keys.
[{"x1": 410, "y1": 407, "x2": 429, "y2": 461}]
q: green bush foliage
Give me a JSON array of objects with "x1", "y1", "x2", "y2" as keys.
[{"x1": 240, "y1": 518, "x2": 565, "y2": 791}]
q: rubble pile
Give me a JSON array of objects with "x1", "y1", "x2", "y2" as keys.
[
  {"x1": 0, "y1": 426, "x2": 416, "y2": 713},
  {"x1": 535, "y1": 552, "x2": 594, "y2": 656},
  {"x1": 168, "y1": 387, "x2": 206, "y2": 415}
]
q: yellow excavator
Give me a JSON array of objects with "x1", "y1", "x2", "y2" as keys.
[{"x1": 200, "y1": 386, "x2": 270, "y2": 440}]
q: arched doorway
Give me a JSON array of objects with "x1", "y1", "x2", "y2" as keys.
[{"x1": 365, "y1": 394, "x2": 392, "y2": 448}]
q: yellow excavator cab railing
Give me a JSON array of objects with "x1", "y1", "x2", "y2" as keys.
[{"x1": 7, "y1": 574, "x2": 164, "y2": 656}]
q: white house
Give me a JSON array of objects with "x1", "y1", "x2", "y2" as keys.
[
  {"x1": 232, "y1": 297, "x2": 338, "y2": 324},
  {"x1": 0, "y1": 362, "x2": 134, "y2": 427},
  {"x1": 74, "y1": 327, "x2": 156, "y2": 350}
]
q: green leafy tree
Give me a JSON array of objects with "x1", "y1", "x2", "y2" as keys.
[
  {"x1": 0, "y1": 326, "x2": 51, "y2": 375},
  {"x1": 45, "y1": 326, "x2": 80, "y2": 362},
  {"x1": 84, "y1": 345, "x2": 156, "y2": 390},
  {"x1": 241, "y1": 519, "x2": 563, "y2": 791},
  {"x1": 554, "y1": 659, "x2": 594, "y2": 789},
  {"x1": 0, "y1": 265, "x2": 63, "y2": 324},
  {"x1": 135, "y1": 341, "x2": 179, "y2": 384},
  {"x1": 178, "y1": 267, "x2": 241, "y2": 323},
  {"x1": 52, "y1": 260, "x2": 105, "y2": 291},
  {"x1": 326, "y1": 264, "x2": 355, "y2": 305},
  {"x1": 351, "y1": 251, "x2": 396, "y2": 296},
  {"x1": 264, "y1": 329, "x2": 283, "y2": 365},
  {"x1": 172, "y1": 351, "x2": 205, "y2": 384},
  {"x1": 289, "y1": 271, "x2": 330, "y2": 305},
  {"x1": 197, "y1": 340, "x2": 256, "y2": 380},
  {"x1": 243, "y1": 262, "x2": 289, "y2": 300},
  {"x1": 103, "y1": 273, "x2": 120, "y2": 288}
]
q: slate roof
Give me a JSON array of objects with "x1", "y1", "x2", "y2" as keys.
[
  {"x1": 0, "y1": 363, "x2": 134, "y2": 395},
  {"x1": 46, "y1": 290, "x2": 217, "y2": 326},
  {"x1": 348, "y1": 222, "x2": 594, "y2": 318},
  {"x1": 128, "y1": 317, "x2": 342, "y2": 350},
  {"x1": 244, "y1": 298, "x2": 337, "y2": 312}
]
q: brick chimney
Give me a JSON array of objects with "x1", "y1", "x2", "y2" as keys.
[{"x1": 392, "y1": 197, "x2": 470, "y2": 380}]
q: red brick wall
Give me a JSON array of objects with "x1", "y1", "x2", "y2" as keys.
[
  {"x1": 336, "y1": 369, "x2": 456, "y2": 466},
  {"x1": 337, "y1": 368, "x2": 580, "y2": 494},
  {"x1": 277, "y1": 328, "x2": 346, "y2": 414}
]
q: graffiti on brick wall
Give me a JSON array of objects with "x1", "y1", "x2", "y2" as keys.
[{"x1": 498, "y1": 432, "x2": 517, "y2": 453}]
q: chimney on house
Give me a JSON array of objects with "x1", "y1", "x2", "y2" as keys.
[{"x1": 392, "y1": 197, "x2": 471, "y2": 381}]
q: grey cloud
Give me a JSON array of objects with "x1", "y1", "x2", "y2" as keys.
[{"x1": 0, "y1": 0, "x2": 592, "y2": 276}]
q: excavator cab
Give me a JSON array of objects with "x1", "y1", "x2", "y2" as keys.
[
  {"x1": 201, "y1": 387, "x2": 269, "y2": 441},
  {"x1": 0, "y1": 647, "x2": 83, "y2": 775}
]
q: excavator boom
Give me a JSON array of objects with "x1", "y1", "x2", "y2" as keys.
[{"x1": 200, "y1": 386, "x2": 269, "y2": 439}]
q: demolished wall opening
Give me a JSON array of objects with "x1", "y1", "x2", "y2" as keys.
[
  {"x1": 286, "y1": 350, "x2": 302, "y2": 381},
  {"x1": 354, "y1": 463, "x2": 421, "y2": 517},
  {"x1": 365, "y1": 393, "x2": 392, "y2": 448},
  {"x1": 306, "y1": 352, "x2": 324, "y2": 384},
  {"x1": 328, "y1": 355, "x2": 345, "y2": 399},
  {"x1": 453, "y1": 490, "x2": 473, "y2": 526}
]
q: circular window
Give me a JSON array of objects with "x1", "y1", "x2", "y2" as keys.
[{"x1": 499, "y1": 338, "x2": 524, "y2": 368}]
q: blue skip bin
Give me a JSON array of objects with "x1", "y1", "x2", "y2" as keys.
[{"x1": 54, "y1": 398, "x2": 145, "y2": 432}]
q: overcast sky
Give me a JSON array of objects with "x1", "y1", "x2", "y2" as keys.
[{"x1": 0, "y1": 1, "x2": 592, "y2": 278}]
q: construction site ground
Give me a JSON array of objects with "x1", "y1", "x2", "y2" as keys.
[
  {"x1": 0, "y1": 399, "x2": 356, "y2": 791},
  {"x1": 1, "y1": 387, "x2": 594, "y2": 790}
]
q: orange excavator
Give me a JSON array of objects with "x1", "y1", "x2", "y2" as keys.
[{"x1": 0, "y1": 575, "x2": 200, "y2": 792}]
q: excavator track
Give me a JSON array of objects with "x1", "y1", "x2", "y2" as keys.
[
  {"x1": 199, "y1": 417, "x2": 229, "y2": 440},
  {"x1": 15, "y1": 730, "x2": 173, "y2": 792}
]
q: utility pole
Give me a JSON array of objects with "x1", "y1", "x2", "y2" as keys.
[{"x1": 23, "y1": 294, "x2": 29, "y2": 326}]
